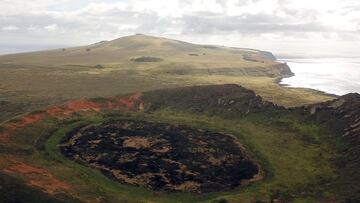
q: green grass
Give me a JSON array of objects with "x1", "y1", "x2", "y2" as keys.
[
  {"x1": 12, "y1": 109, "x2": 338, "y2": 203},
  {"x1": 143, "y1": 110, "x2": 338, "y2": 202}
]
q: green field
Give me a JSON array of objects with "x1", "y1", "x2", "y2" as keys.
[{"x1": 0, "y1": 85, "x2": 354, "y2": 202}]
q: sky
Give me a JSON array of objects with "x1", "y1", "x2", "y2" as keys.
[{"x1": 1, "y1": 0, "x2": 360, "y2": 57}]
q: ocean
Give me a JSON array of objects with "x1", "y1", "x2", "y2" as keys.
[{"x1": 279, "y1": 57, "x2": 360, "y2": 96}]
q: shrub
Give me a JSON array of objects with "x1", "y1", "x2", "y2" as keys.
[{"x1": 131, "y1": 56, "x2": 163, "y2": 62}]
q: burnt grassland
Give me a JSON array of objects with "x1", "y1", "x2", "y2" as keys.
[
  {"x1": 59, "y1": 119, "x2": 260, "y2": 193},
  {"x1": 0, "y1": 109, "x2": 346, "y2": 202},
  {"x1": 0, "y1": 84, "x2": 356, "y2": 202}
]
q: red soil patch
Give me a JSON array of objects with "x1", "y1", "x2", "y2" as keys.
[
  {"x1": 119, "y1": 92, "x2": 142, "y2": 108},
  {"x1": 66, "y1": 99, "x2": 101, "y2": 112},
  {"x1": 7, "y1": 114, "x2": 46, "y2": 130},
  {"x1": 0, "y1": 93, "x2": 144, "y2": 142},
  {"x1": 45, "y1": 106, "x2": 66, "y2": 118},
  {"x1": 45, "y1": 99, "x2": 101, "y2": 118},
  {"x1": 0, "y1": 113, "x2": 46, "y2": 142},
  {"x1": 3, "y1": 162, "x2": 70, "y2": 194},
  {"x1": 106, "y1": 101, "x2": 115, "y2": 109}
]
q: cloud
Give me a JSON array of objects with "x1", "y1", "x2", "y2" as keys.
[
  {"x1": 0, "y1": 0, "x2": 360, "y2": 56},
  {"x1": 180, "y1": 13, "x2": 334, "y2": 35},
  {"x1": 44, "y1": 24, "x2": 60, "y2": 32},
  {"x1": 1, "y1": 25, "x2": 20, "y2": 31}
]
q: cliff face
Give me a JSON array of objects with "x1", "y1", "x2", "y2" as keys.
[
  {"x1": 258, "y1": 51, "x2": 277, "y2": 61},
  {"x1": 264, "y1": 63, "x2": 294, "y2": 77},
  {"x1": 161, "y1": 63, "x2": 293, "y2": 77}
]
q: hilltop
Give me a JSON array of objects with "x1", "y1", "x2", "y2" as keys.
[
  {"x1": 0, "y1": 34, "x2": 334, "y2": 123},
  {"x1": 0, "y1": 34, "x2": 291, "y2": 77}
]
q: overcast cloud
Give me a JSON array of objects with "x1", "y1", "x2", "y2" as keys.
[{"x1": 1, "y1": 0, "x2": 360, "y2": 56}]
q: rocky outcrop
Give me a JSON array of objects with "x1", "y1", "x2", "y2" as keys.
[
  {"x1": 300, "y1": 93, "x2": 360, "y2": 141},
  {"x1": 142, "y1": 84, "x2": 280, "y2": 115}
]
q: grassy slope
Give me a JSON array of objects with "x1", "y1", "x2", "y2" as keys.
[
  {"x1": 0, "y1": 107, "x2": 343, "y2": 203},
  {"x1": 0, "y1": 34, "x2": 334, "y2": 122},
  {"x1": 0, "y1": 35, "x2": 273, "y2": 67}
]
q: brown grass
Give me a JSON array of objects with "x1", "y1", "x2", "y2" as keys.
[
  {"x1": 122, "y1": 137, "x2": 152, "y2": 149},
  {"x1": 3, "y1": 161, "x2": 70, "y2": 194}
]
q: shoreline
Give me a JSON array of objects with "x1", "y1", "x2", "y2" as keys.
[{"x1": 273, "y1": 62, "x2": 340, "y2": 99}]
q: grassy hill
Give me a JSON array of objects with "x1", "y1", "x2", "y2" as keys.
[
  {"x1": 0, "y1": 34, "x2": 293, "y2": 80},
  {"x1": 0, "y1": 34, "x2": 334, "y2": 123},
  {"x1": 0, "y1": 34, "x2": 281, "y2": 69}
]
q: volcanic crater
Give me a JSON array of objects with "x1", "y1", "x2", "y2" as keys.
[{"x1": 59, "y1": 119, "x2": 260, "y2": 193}]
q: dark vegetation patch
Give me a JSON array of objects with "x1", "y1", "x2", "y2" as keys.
[
  {"x1": 188, "y1": 53, "x2": 199, "y2": 56},
  {"x1": 93, "y1": 64, "x2": 104, "y2": 69},
  {"x1": 211, "y1": 198, "x2": 229, "y2": 203},
  {"x1": 203, "y1": 45, "x2": 218, "y2": 49},
  {"x1": 131, "y1": 56, "x2": 164, "y2": 62},
  {"x1": 60, "y1": 119, "x2": 259, "y2": 193},
  {"x1": 243, "y1": 53, "x2": 264, "y2": 63}
]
